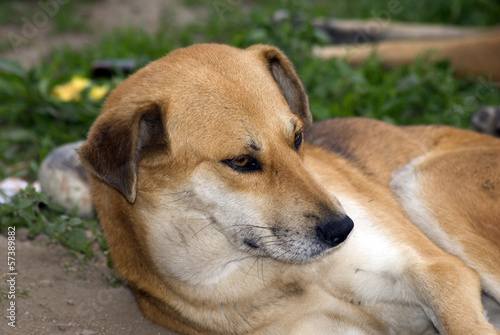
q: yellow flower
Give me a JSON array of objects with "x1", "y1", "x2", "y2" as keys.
[
  {"x1": 52, "y1": 76, "x2": 91, "y2": 102},
  {"x1": 69, "y1": 76, "x2": 92, "y2": 91},
  {"x1": 89, "y1": 85, "x2": 109, "y2": 100},
  {"x1": 51, "y1": 85, "x2": 76, "y2": 102}
]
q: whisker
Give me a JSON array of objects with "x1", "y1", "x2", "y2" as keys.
[
  {"x1": 223, "y1": 255, "x2": 257, "y2": 270},
  {"x1": 225, "y1": 224, "x2": 273, "y2": 230},
  {"x1": 245, "y1": 257, "x2": 263, "y2": 278},
  {"x1": 192, "y1": 217, "x2": 217, "y2": 238},
  {"x1": 166, "y1": 191, "x2": 193, "y2": 203}
]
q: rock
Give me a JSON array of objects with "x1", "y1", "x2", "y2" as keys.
[
  {"x1": 17, "y1": 227, "x2": 29, "y2": 241},
  {"x1": 39, "y1": 141, "x2": 94, "y2": 218},
  {"x1": 471, "y1": 106, "x2": 500, "y2": 137},
  {"x1": 58, "y1": 322, "x2": 71, "y2": 331},
  {"x1": 0, "y1": 177, "x2": 40, "y2": 203},
  {"x1": 39, "y1": 279, "x2": 53, "y2": 287}
]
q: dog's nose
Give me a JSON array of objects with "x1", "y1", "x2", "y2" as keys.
[{"x1": 316, "y1": 215, "x2": 354, "y2": 248}]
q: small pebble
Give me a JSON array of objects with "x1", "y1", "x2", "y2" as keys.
[
  {"x1": 58, "y1": 323, "x2": 71, "y2": 331},
  {"x1": 17, "y1": 228, "x2": 29, "y2": 241},
  {"x1": 38, "y1": 279, "x2": 53, "y2": 288}
]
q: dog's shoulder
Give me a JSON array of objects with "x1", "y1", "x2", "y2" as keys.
[{"x1": 305, "y1": 118, "x2": 426, "y2": 182}]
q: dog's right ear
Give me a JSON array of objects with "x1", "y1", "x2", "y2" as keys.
[
  {"x1": 79, "y1": 102, "x2": 167, "y2": 204},
  {"x1": 247, "y1": 45, "x2": 312, "y2": 129}
]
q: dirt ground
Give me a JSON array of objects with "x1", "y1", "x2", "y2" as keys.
[
  {"x1": 0, "y1": 233, "x2": 178, "y2": 335},
  {"x1": 0, "y1": 0, "x2": 204, "y2": 67},
  {"x1": 0, "y1": 0, "x2": 190, "y2": 334}
]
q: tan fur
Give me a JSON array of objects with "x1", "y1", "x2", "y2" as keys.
[
  {"x1": 313, "y1": 28, "x2": 500, "y2": 81},
  {"x1": 79, "y1": 44, "x2": 500, "y2": 335}
]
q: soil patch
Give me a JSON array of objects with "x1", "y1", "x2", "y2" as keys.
[{"x1": 0, "y1": 234, "x2": 178, "y2": 334}]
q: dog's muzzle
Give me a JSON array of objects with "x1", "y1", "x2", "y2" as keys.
[{"x1": 316, "y1": 215, "x2": 354, "y2": 248}]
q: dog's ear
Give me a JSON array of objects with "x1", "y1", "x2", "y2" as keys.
[
  {"x1": 248, "y1": 45, "x2": 312, "y2": 129},
  {"x1": 79, "y1": 102, "x2": 167, "y2": 203}
]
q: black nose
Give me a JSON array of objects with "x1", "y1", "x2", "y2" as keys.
[{"x1": 316, "y1": 215, "x2": 354, "y2": 248}]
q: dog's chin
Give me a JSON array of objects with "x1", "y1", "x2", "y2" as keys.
[{"x1": 240, "y1": 235, "x2": 340, "y2": 264}]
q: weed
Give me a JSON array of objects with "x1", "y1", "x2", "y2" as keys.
[
  {"x1": 0, "y1": 186, "x2": 103, "y2": 258},
  {"x1": 300, "y1": 56, "x2": 500, "y2": 126},
  {"x1": 106, "y1": 276, "x2": 123, "y2": 288},
  {"x1": 248, "y1": 0, "x2": 500, "y2": 26},
  {"x1": 0, "y1": 272, "x2": 29, "y2": 302},
  {"x1": 0, "y1": 283, "x2": 29, "y2": 302}
]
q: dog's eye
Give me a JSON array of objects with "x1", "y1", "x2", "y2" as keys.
[
  {"x1": 224, "y1": 155, "x2": 262, "y2": 172},
  {"x1": 294, "y1": 132, "x2": 303, "y2": 150}
]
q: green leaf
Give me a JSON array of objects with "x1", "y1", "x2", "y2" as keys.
[
  {"x1": 0, "y1": 202, "x2": 16, "y2": 214},
  {"x1": 58, "y1": 228, "x2": 88, "y2": 252},
  {"x1": 27, "y1": 216, "x2": 44, "y2": 238},
  {"x1": 68, "y1": 217, "x2": 83, "y2": 227},
  {"x1": 14, "y1": 198, "x2": 35, "y2": 210},
  {"x1": 97, "y1": 234, "x2": 108, "y2": 251},
  {"x1": 0, "y1": 59, "x2": 25, "y2": 78}
]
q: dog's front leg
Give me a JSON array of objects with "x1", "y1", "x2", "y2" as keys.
[
  {"x1": 411, "y1": 252, "x2": 499, "y2": 335},
  {"x1": 321, "y1": 196, "x2": 499, "y2": 335},
  {"x1": 286, "y1": 313, "x2": 386, "y2": 335}
]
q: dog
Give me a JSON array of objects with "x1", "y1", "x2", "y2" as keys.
[{"x1": 79, "y1": 43, "x2": 500, "y2": 335}]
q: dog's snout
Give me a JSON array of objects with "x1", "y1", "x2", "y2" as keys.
[{"x1": 316, "y1": 215, "x2": 354, "y2": 248}]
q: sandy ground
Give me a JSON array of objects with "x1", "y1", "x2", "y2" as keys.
[{"x1": 0, "y1": 233, "x2": 179, "y2": 335}]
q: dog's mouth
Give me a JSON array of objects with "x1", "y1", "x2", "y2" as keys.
[
  {"x1": 237, "y1": 215, "x2": 354, "y2": 263},
  {"x1": 188, "y1": 172, "x2": 353, "y2": 262}
]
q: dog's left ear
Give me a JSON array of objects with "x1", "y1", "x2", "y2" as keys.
[
  {"x1": 248, "y1": 45, "x2": 312, "y2": 129},
  {"x1": 79, "y1": 102, "x2": 167, "y2": 204}
]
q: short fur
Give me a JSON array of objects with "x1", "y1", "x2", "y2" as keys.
[{"x1": 80, "y1": 44, "x2": 500, "y2": 335}]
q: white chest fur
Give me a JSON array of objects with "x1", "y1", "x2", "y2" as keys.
[{"x1": 319, "y1": 194, "x2": 435, "y2": 334}]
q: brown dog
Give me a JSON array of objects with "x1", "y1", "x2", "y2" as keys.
[{"x1": 79, "y1": 44, "x2": 500, "y2": 335}]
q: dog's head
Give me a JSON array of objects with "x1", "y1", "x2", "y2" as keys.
[{"x1": 79, "y1": 44, "x2": 353, "y2": 285}]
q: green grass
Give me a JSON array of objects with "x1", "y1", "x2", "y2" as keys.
[
  {"x1": 246, "y1": 0, "x2": 500, "y2": 26},
  {"x1": 1, "y1": 0, "x2": 500, "y2": 257},
  {"x1": 301, "y1": 56, "x2": 500, "y2": 125}
]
